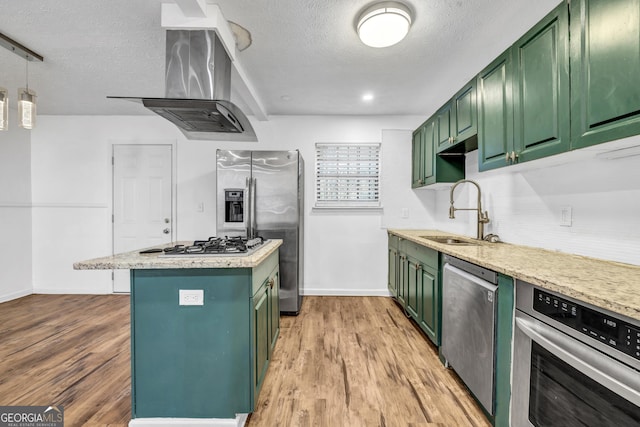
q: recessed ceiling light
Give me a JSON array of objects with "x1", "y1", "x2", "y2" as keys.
[
  {"x1": 356, "y1": 2, "x2": 413, "y2": 48},
  {"x1": 362, "y1": 93, "x2": 374, "y2": 102}
]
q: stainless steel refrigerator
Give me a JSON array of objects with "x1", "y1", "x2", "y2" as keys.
[{"x1": 216, "y1": 150, "x2": 304, "y2": 314}]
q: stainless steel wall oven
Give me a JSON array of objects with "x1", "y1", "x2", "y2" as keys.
[{"x1": 512, "y1": 280, "x2": 640, "y2": 426}]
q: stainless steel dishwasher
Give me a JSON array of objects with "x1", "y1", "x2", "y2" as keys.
[{"x1": 441, "y1": 254, "x2": 498, "y2": 415}]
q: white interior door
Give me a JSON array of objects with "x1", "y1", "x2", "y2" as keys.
[{"x1": 112, "y1": 144, "x2": 173, "y2": 293}]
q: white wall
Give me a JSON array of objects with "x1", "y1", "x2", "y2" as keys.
[
  {"x1": 30, "y1": 115, "x2": 430, "y2": 295},
  {"x1": 427, "y1": 137, "x2": 640, "y2": 266},
  {"x1": 0, "y1": 116, "x2": 33, "y2": 302}
]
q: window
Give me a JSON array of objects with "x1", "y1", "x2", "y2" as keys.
[{"x1": 315, "y1": 143, "x2": 381, "y2": 208}]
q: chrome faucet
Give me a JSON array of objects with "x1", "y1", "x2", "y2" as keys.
[{"x1": 449, "y1": 179, "x2": 490, "y2": 240}]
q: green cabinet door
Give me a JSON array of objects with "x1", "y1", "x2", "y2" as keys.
[
  {"x1": 411, "y1": 128, "x2": 424, "y2": 188},
  {"x1": 513, "y1": 3, "x2": 570, "y2": 163},
  {"x1": 571, "y1": 0, "x2": 640, "y2": 149},
  {"x1": 418, "y1": 265, "x2": 438, "y2": 345},
  {"x1": 435, "y1": 104, "x2": 454, "y2": 152},
  {"x1": 269, "y1": 268, "x2": 280, "y2": 354},
  {"x1": 478, "y1": 50, "x2": 514, "y2": 171},
  {"x1": 388, "y1": 246, "x2": 398, "y2": 297},
  {"x1": 453, "y1": 81, "x2": 477, "y2": 144},
  {"x1": 253, "y1": 287, "x2": 269, "y2": 396},
  {"x1": 421, "y1": 120, "x2": 436, "y2": 184},
  {"x1": 397, "y1": 252, "x2": 408, "y2": 308},
  {"x1": 437, "y1": 80, "x2": 478, "y2": 154},
  {"x1": 406, "y1": 258, "x2": 420, "y2": 320}
]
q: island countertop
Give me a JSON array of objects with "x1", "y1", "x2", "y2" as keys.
[
  {"x1": 389, "y1": 229, "x2": 640, "y2": 322},
  {"x1": 73, "y1": 239, "x2": 283, "y2": 270}
]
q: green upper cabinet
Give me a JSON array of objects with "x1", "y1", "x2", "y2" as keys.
[
  {"x1": 436, "y1": 80, "x2": 478, "y2": 154},
  {"x1": 435, "y1": 104, "x2": 454, "y2": 152},
  {"x1": 478, "y1": 50, "x2": 514, "y2": 171},
  {"x1": 513, "y1": 3, "x2": 570, "y2": 162},
  {"x1": 453, "y1": 81, "x2": 478, "y2": 144},
  {"x1": 479, "y1": 2, "x2": 570, "y2": 171},
  {"x1": 570, "y1": 0, "x2": 640, "y2": 149},
  {"x1": 411, "y1": 119, "x2": 465, "y2": 188},
  {"x1": 411, "y1": 127, "x2": 424, "y2": 188}
]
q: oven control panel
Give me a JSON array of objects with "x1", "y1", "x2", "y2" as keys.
[{"x1": 534, "y1": 289, "x2": 640, "y2": 362}]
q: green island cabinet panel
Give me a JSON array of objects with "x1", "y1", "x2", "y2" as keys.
[
  {"x1": 571, "y1": 0, "x2": 640, "y2": 149},
  {"x1": 513, "y1": 2, "x2": 570, "y2": 163},
  {"x1": 130, "y1": 250, "x2": 280, "y2": 420},
  {"x1": 269, "y1": 268, "x2": 280, "y2": 354},
  {"x1": 478, "y1": 50, "x2": 514, "y2": 171}
]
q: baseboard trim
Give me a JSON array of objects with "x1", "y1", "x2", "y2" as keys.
[
  {"x1": 32, "y1": 288, "x2": 111, "y2": 295},
  {"x1": 301, "y1": 288, "x2": 392, "y2": 297},
  {"x1": 0, "y1": 288, "x2": 32, "y2": 303},
  {"x1": 129, "y1": 414, "x2": 248, "y2": 427}
]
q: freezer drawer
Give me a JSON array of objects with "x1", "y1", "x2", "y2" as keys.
[{"x1": 441, "y1": 262, "x2": 497, "y2": 415}]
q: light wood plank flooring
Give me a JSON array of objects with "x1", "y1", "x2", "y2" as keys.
[{"x1": 0, "y1": 295, "x2": 489, "y2": 426}]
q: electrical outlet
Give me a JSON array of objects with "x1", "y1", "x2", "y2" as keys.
[
  {"x1": 560, "y1": 206, "x2": 572, "y2": 227},
  {"x1": 179, "y1": 289, "x2": 204, "y2": 306}
]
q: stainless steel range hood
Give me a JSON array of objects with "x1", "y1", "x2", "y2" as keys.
[{"x1": 109, "y1": 30, "x2": 257, "y2": 141}]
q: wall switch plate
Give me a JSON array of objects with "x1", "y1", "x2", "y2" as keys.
[
  {"x1": 179, "y1": 289, "x2": 204, "y2": 306},
  {"x1": 197, "y1": 202, "x2": 204, "y2": 213},
  {"x1": 401, "y1": 208, "x2": 409, "y2": 218},
  {"x1": 560, "y1": 206, "x2": 572, "y2": 227}
]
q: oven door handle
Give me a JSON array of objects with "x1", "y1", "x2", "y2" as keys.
[{"x1": 515, "y1": 314, "x2": 640, "y2": 406}]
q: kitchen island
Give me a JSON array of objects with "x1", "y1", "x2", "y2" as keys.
[{"x1": 74, "y1": 239, "x2": 282, "y2": 427}]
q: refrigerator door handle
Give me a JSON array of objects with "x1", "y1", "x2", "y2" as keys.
[
  {"x1": 245, "y1": 177, "x2": 252, "y2": 238},
  {"x1": 250, "y1": 177, "x2": 257, "y2": 238}
]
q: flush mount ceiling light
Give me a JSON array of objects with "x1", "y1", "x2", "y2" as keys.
[{"x1": 356, "y1": 2, "x2": 413, "y2": 48}]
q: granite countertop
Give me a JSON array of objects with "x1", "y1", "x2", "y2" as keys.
[
  {"x1": 389, "y1": 229, "x2": 640, "y2": 322},
  {"x1": 73, "y1": 239, "x2": 283, "y2": 270}
]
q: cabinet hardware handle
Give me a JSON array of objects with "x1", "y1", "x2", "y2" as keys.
[
  {"x1": 269, "y1": 278, "x2": 275, "y2": 289},
  {"x1": 510, "y1": 151, "x2": 519, "y2": 162},
  {"x1": 505, "y1": 153, "x2": 510, "y2": 163}
]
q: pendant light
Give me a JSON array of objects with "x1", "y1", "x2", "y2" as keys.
[
  {"x1": 356, "y1": 2, "x2": 413, "y2": 48},
  {"x1": 18, "y1": 59, "x2": 36, "y2": 129},
  {"x1": 0, "y1": 32, "x2": 43, "y2": 130},
  {"x1": 0, "y1": 87, "x2": 7, "y2": 131}
]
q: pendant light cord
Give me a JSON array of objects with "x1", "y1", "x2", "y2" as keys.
[{"x1": 25, "y1": 58, "x2": 29, "y2": 92}]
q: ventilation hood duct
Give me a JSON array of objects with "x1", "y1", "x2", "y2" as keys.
[{"x1": 109, "y1": 30, "x2": 257, "y2": 141}]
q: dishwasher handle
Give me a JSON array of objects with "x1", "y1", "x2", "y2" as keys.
[{"x1": 515, "y1": 313, "x2": 640, "y2": 406}]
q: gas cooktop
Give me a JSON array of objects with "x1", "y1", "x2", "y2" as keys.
[{"x1": 156, "y1": 236, "x2": 266, "y2": 257}]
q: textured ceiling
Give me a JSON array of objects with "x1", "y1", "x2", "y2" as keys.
[{"x1": 0, "y1": 0, "x2": 561, "y2": 117}]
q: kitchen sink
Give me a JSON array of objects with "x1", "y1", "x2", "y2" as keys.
[{"x1": 419, "y1": 236, "x2": 480, "y2": 245}]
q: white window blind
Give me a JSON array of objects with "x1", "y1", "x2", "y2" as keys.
[{"x1": 315, "y1": 143, "x2": 381, "y2": 208}]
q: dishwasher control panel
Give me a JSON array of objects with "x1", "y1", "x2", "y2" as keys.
[{"x1": 534, "y1": 289, "x2": 640, "y2": 362}]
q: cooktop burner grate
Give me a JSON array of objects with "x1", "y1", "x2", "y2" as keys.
[{"x1": 158, "y1": 236, "x2": 265, "y2": 257}]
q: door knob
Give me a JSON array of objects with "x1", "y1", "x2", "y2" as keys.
[{"x1": 163, "y1": 228, "x2": 170, "y2": 234}]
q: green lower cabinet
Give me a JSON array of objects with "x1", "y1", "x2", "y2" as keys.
[
  {"x1": 390, "y1": 236, "x2": 440, "y2": 346},
  {"x1": 269, "y1": 268, "x2": 280, "y2": 354},
  {"x1": 418, "y1": 265, "x2": 438, "y2": 344},
  {"x1": 388, "y1": 235, "x2": 399, "y2": 297},
  {"x1": 571, "y1": 0, "x2": 640, "y2": 149},
  {"x1": 130, "y1": 251, "x2": 280, "y2": 420}
]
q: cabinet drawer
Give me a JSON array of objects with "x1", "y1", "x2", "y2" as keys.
[{"x1": 402, "y1": 240, "x2": 438, "y2": 269}]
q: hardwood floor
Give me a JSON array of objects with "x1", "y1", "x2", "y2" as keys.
[
  {"x1": 248, "y1": 296, "x2": 490, "y2": 427},
  {"x1": 0, "y1": 294, "x2": 131, "y2": 427},
  {"x1": 0, "y1": 294, "x2": 490, "y2": 427}
]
